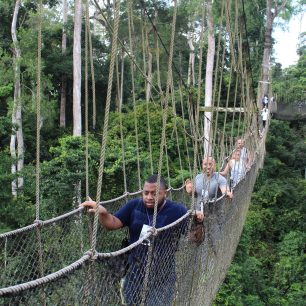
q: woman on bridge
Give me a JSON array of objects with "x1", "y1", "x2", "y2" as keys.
[{"x1": 220, "y1": 149, "x2": 247, "y2": 189}]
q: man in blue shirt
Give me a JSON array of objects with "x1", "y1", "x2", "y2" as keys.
[{"x1": 80, "y1": 174, "x2": 190, "y2": 305}]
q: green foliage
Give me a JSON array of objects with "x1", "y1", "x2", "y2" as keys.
[
  {"x1": 272, "y1": 52, "x2": 306, "y2": 104},
  {"x1": 0, "y1": 48, "x2": 13, "y2": 116},
  {"x1": 0, "y1": 151, "x2": 36, "y2": 230},
  {"x1": 100, "y1": 102, "x2": 193, "y2": 195},
  {"x1": 0, "y1": 116, "x2": 12, "y2": 139},
  {"x1": 213, "y1": 263, "x2": 244, "y2": 306},
  {"x1": 39, "y1": 135, "x2": 101, "y2": 219},
  {"x1": 0, "y1": 96, "x2": 194, "y2": 230},
  {"x1": 0, "y1": 83, "x2": 13, "y2": 97},
  {"x1": 273, "y1": 231, "x2": 305, "y2": 286}
]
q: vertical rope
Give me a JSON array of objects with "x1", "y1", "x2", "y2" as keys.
[
  {"x1": 85, "y1": 1, "x2": 96, "y2": 130},
  {"x1": 221, "y1": 0, "x2": 240, "y2": 155},
  {"x1": 212, "y1": 31, "x2": 226, "y2": 160},
  {"x1": 225, "y1": 0, "x2": 237, "y2": 70},
  {"x1": 230, "y1": 74, "x2": 239, "y2": 144},
  {"x1": 170, "y1": 79, "x2": 184, "y2": 185},
  {"x1": 152, "y1": 2, "x2": 177, "y2": 228},
  {"x1": 127, "y1": 0, "x2": 142, "y2": 188},
  {"x1": 210, "y1": 1, "x2": 225, "y2": 157},
  {"x1": 115, "y1": 49, "x2": 120, "y2": 110},
  {"x1": 35, "y1": 0, "x2": 42, "y2": 220},
  {"x1": 4, "y1": 237, "x2": 7, "y2": 270},
  {"x1": 140, "y1": 1, "x2": 177, "y2": 304},
  {"x1": 141, "y1": 5, "x2": 147, "y2": 93},
  {"x1": 164, "y1": 139, "x2": 171, "y2": 190},
  {"x1": 116, "y1": 50, "x2": 128, "y2": 193},
  {"x1": 237, "y1": 29, "x2": 245, "y2": 137},
  {"x1": 84, "y1": 1, "x2": 121, "y2": 301},
  {"x1": 179, "y1": 83, "x2": 192, "y2": 174},
  {"x1": 35, "y1": 4, "x2": 45, "y2": 305},
  {"x1": 221, "y1": 59, "x2": 233, "y2": 154},
  {"x1": 35, "y1": 0, "x2": 42, "y2": 222},
  {"x1": 91, "y1": 0, "x2": 120, "y2": 252},
  {"x1": 83, "y1": 6, "x2": 94, "y2": 302},
  {"x1": 84, "y1": 0, "x2": 89, "y2": 199},
  {"x1": 145, "y1": 101, "x2": 154, "y2": 174},
  {"x1": 191, "y1": 1, "x2": 206, "y2": 212}
]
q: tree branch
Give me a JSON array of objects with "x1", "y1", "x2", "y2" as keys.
[{"x1": 274, "y1": 0, "x2": 288, "y2": 18}]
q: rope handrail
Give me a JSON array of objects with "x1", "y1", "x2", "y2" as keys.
[
  {"x1": 0, "y1": 223, "x2": 38, "y2": 239},
  {"x1": 97, "y1": 232, "x2": 153, "y2": 258},
  {"x1": 156, "y1": 211, "x2": 190, "y2": 232},
  {"x1": 0, "y1": 137, "x2": 261, "y2": 240},
  {"x1": 0, "y1": 154, "x2": 257, "y2": 238},
  {"x1": 0, "y1": 254, "x2": 91, "y2": 297},
  {"x1": 0, "y1": 214, "x2": 192, "y2": 295}
]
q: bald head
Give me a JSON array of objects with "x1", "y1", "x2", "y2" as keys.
[{"x1": 202, "y1": 156, "x2": 216, "y2": 177}]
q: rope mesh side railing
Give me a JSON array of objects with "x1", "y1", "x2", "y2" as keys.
[
  {"x1": 0, "y1": 211, "x2": 91, "y2": 288},
  {"x1": 0, "y1": 151, "x2": 264, "y2": 305},
  {"x1": 0, "y1": 191, "x2": 146, "y2": 287},
  {"x1": 0, "y1": 254, "x2": 90, "y2": 303}
]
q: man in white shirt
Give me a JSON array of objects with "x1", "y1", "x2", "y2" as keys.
[{"x1": 261, "y1": 107, "x2": 269, "y2": 129}]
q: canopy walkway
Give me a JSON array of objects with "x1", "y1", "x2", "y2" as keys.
[
  {"x1": 1, "y1": 0, "x2": 270, "y2": 304},
  {"x1": 272, "y1": 100, "x2": 306, "y2": 121}
]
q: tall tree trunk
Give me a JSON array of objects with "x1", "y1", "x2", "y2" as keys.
[
  {"x1": 204, "y1": 0, "x2": 215, "y2": 156},
  {"x1": 187, "y1": 28, "x2": 195, "y2": 86},
  {"x1": 260, "y1": 0, "x2": 288, "y2": 106},
  {"x1": 153, "y1": 10, "x2": 162, "y2": 91},
  {"x1": 145, "y1": 51, "x2": 152, "y2": 102},
  {"x1": 145, "y1": 25, "x2": 152, "y2": 102},
  {"x1": 72, "y1": 0, "x2": 82, "y2": 208},
  {"x1": 261, "y1": 0, "x2": 274, "y2": 100},
  {"x1": 73, "y1": 0, "x2": 82, "y2": 136},
  {"x1": 60, "y1": 0, "x2": 68, "y2": 128},
  {"x1": 10, "y1": 0, "x2": 24, "y2": 197},
  {"x1": 155, "y1": 36, "x2": 162, "y2": 91},
  {"x1": 120, "y1": 48, "x2": 125, "y2": 109}
]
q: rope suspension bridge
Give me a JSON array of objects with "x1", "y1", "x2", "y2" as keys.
[{"x1": 1, "y1": 0, "x2": 270, "y2": 304}]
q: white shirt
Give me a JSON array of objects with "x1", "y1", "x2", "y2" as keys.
[
  {"x1": 240, "y1": 147, "x2": 248, "y2": 164},
  {"x1": 230, "y1": 159, "x2": 246, "y2": 186},
  {"x1": 264, "y1": 97, "x2": 268, "y2": 105},
  {"x1": 261, "y1": 110, "x2": 269, "y2": 121}
]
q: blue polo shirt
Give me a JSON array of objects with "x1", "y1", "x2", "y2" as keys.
[{"x1": 114, "y1": 198, "x2": 188, "y2": 244}]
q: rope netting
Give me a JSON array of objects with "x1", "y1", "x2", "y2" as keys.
[
  {"x1": 0, "y1": 0, "x2": 270, "y2": 304},
  {"x1": 0, "y1": 150, "x2": 265, "y2": 304}
]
